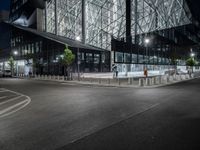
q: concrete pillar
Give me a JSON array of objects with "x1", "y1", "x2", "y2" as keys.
[
  {"x1": 139, "y1": 78, "x2": 144, "y2": 86},
  {"x1": 82, "y1": 0, "x2": 86, "y2": 44},
  {"x1": 45, "y1": 1, "x2": 47, "y2": 32},
  {"x1": 152, "y1": 77, "x2": 156, "y2": 85},
  {"x1": 128, "y1": 78, "x2": 131, "y2": 84},
  {"x1": 108, "y1": 79, "x2": 111, "y2": 84},
  {"x1": 186, "y1": 74, "x2": 190, "y2": 79},
  {"x1": 158, "y1": 76, "x2": 162, "y2": 84},
  {"x1": 166, "y1": 76, "x2": 170, "y2": 83},
  {"x1": 99, "y1": 78, "x2": 102, "y2": 84},
  {"x1": 118, "y1": 78, "x2": 121, "y2": 86},
  {"x1": 145, "y1": 78, "x2": 151, "y2": 86},
  {"x1": 169, "y1": 76, "x2": 173, "y2": 82},
  {"x1": 55, "y1": 0, "x2": 58, "y2": 35}
]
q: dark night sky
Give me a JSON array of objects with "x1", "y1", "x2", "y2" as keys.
[{"x1": 0, "y1": 0, "x2": 10, "y2": 10}]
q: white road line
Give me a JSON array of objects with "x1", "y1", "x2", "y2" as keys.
[
  {"x1": 0, "y1": 99, "x2": 31, "y2": 118},
  {"x1": 0, "y1": 90, "x2": 9, "y2": 93},
  {"x1": 0, "y1": 96, "x2": 7, "y2": 100},
  {"x1": 0, "y1": 88, "x2": 31, "y2": 118},
  {"x1": 0, "y1": 95, "x2": 23, "y2": 106},
  {"x1": 0, "y1": 99, "x2": 28, "y2": 115}
]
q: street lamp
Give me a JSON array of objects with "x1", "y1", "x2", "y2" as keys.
[
  {"x1": 76, "y1": 36, "x2": 81, "y2": 81},
  {"x1": 13, "y1": 50, "x2": 18, "y2": 76},
  {"x1": 145, "y1": 38, "x2": 150, "y2": 45},
  {"x1": 190, "y1": 52, "x2": 195, "y2": 58},
  {"x1": 144, "y1": 38, "x2": 150, "y2": 77},
  {"x1": 76, "y1": 36, "x2": 81, "y2": 41},
  {"x1": 13, "y1": 51, "x2": 18, "y2": 56},
  {"x1": 144, "y1": 38, "x2": 150, "y2": 61}
]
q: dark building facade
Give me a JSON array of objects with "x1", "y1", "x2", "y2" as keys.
[
  {"x1": 0, "y1": 10, "x2": 10, "y2": 71},
  {"x1": 11, "y1": 25, "x2": 110, "y2": 75}
]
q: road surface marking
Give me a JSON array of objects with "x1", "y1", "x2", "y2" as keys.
[
  {"x1": 0, "y1": 95, "x2": 23, "y2": 106},
  {"x1": 0, "y1": 99, "x2": 28, "y2": 115},
  {"x1": 0, "y1": 89, "x2": 31, "y2": 118},
  {"x1": 0, "y1": 96, "x2": 7, "y2": 100},
  {"x1": 0, "y1": 90, "x2": 9, "y2": 93}
]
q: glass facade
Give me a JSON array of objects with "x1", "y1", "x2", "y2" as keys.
[
  {"x1": 45, "y1": 0, "x2": 191, "y2": 49},
  {"x1": 10, "y1": 27, "x2": 110, "y2": 75}
]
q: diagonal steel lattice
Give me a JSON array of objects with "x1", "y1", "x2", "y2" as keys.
[{"x1": 45, "y1": 0, "x2": 192, "y2": 50}]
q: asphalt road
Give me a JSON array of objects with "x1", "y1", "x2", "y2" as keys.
[{"x1": 0, "y1": 78, "x2": 200, "y2": 150}]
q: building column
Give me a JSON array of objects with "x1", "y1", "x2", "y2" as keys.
[
  {"x1": 55, "y1": 0, "x2": 58, "y2": 35},
  {"x1": 126, "y1": 0, "x2": 132, "y2": 44},
  {"x1": 134, "y1": 0, "x2": 138, "y2": 63},
  {"x1": 45, "y1": 1, "x2": 47, "y2": 32},
  {"x1": 82, "y1": 0, "x2": 86, "y2": 44}
]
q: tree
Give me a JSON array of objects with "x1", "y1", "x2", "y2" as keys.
[
  {"x1": 60, "y1": 45, "x2": 75, "y2": 80},
  {"x1": 8, "y1": 56, "x2": 15, "y2": 76},
  {"x1": 186, "y1": 57, "x2": 196, "y2": 73}
]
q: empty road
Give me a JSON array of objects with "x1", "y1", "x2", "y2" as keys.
[{"x1": 0, "y1": 78, "x2": 200, "y2": 150}]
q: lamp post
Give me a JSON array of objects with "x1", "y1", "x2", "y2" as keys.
[
  {"x1": 190, "y1": 52, "x2": 195, "y2": 58},
  {"x1": 190, "y1": 52, "x2": 195, "y2": 73},
  {"x1": 13, "y1": 50, "x2": 18, "y2": 76},
  {"x1": 76, "y1": 36, "x2": 81, "y2": 81},
  {"x1": 144, "y1": 38, "x2": 150, "y2": 77}
]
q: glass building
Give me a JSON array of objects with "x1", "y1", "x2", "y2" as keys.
[{"x1": 2, "y1": 0, "x2": 200, "y2": 75}]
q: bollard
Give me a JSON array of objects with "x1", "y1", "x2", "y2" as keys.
[
  {"x1": 169, "y1": 76, "x2": 173, "y2": 82},
  {"x1": 191, "y1": 74, "x2": 194, "y2": 78},
  {"x1": 162, "y1": 76, "x2": 167, "y2": 84},
  {"x1": 99, "y1": 78, "x2": 101, "y2": 84},
  {"x1": 108, "y1": 79, "x2": 111, "y2": 84},
  {"x1": 152, "y1": 77, "x2": 156, "y2": 85},
  {"x1": 128, "y1": 78, "x2": 131, "y2": 85},
  {"x1": 180, "y1": 75, "x2": 183, "y2": 80},
  {"x1": 118, "y1": 78, "x2": 121, "y2": 86},
  {"x1": 177, "y1": 75, "x2": 181, "y2": 81},
  {"x1": 180, "y1": 75, "x2": 184, "y2": 80},
  {"x1": 139, "y1": 78, "x2": 144, "y2": 86},
  {"x1": 131, "y1": 78, "x2": 134, "y2": 85},
  {"x1": 186, "y1": 74, "x2": 190, "y2": 79},
  {"x1": 145, "y1": 78, "x2": 151, "y2": 86},
  {"x1": 158, "y1": 76, "x2": 162, "y2": 84},
  {"x1": 166, "y1": 76, "x2": 170, "y2": 83}
]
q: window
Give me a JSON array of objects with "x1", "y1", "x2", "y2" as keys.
[
  {"x1": 138, "y1": 55, "x2": 144, "y2": 64},
  {"x1": 124, "y1": 53, "x2": 131, "y2": 63},
  {"x1": 36, "y1": 42, "x2": 39, "y2": 53},
  {"x1": 115, "y1": 52, "x2": 123, "y2": 63},
  {"x1": 86, "y1": 53, "x2": 93, "y2": 63},
  {"x1": 94, "y1": 54, "x2": 100, "y2": 64},
  {"x1": 132, "y1": 54, "x2": 137, "y2": 63}
]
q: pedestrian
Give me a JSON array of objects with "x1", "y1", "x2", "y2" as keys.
[{"x1": 144, "y1": 68, "x2": 148, "y2": 77}]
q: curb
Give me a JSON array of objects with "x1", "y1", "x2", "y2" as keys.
[{"x1": 13, "y1": 75, "x2": 200, "y2": 89}]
